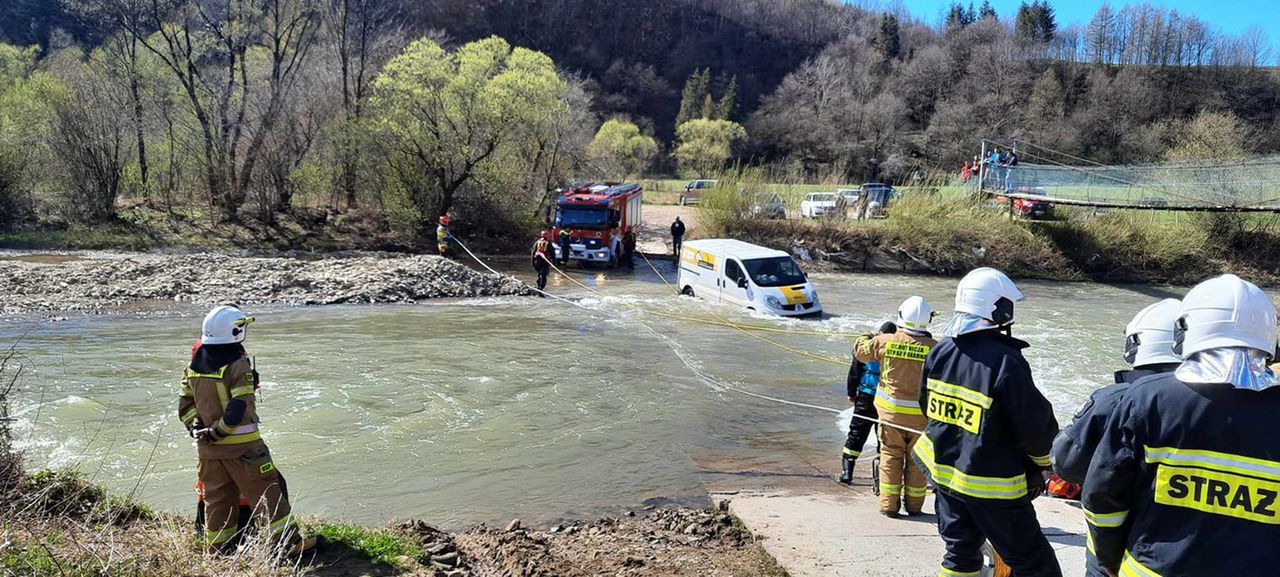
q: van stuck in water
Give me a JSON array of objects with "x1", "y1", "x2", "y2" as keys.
[{"x1": 676, "y1": 239, "x2": 822, "y2": 317}]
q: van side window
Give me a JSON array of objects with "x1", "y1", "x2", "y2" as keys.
[{"x1": 724, "y1": 260, "x2": 744, "y2": 285}]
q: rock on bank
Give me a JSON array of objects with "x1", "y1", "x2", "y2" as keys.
[{"x1": 0, "y1": 252, "x2": 530, "y2": 314}]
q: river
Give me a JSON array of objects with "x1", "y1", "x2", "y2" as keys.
[{"x1": 3, "y1": 259, "x2": 1183, "y2": 528}]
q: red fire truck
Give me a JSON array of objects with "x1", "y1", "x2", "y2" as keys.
[{"x1": 552, "y1": 182, "x2": 644, "y2": 267}]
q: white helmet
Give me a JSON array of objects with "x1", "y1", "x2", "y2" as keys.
[
  {"x1": 1174, "y1": 274, "x2": 1277, "y2": 359},
  {"x1": 898, "y1": 296, "x2": 935, "y2": 330},
  {"x1": 954, "y1": 267, "x2": 1024, "y2": 325},
  {"x1": 201, "y1": 305, "x2": 254, "y2": 345},
  {"x1": 1124, "y1": 299, "x2": 1181, "y2": 367}
]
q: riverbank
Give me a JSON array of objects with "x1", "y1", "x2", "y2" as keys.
[{"x1": 0, "y1": 251, "x2": 530, "y2": 315}]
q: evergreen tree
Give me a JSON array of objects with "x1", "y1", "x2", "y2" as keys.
[
  {"x1": 1016, "y1": 1, "x2": 1057, "y2": 43},
  {"x1": 945, "y1": 3, "x2": 973, "y2": 31},
  {"x1": 979, "y1": 0, "x2": 997, "y2": 20},
  {"x1": 676, "y1": 68, "x2": 711, "y2": 127},
  {"x1": 716, "y1": 75, "x2": 738, "y2": 121},
  {"x1": 874, "y1": 13, "x2": 901, "y2": 64}
]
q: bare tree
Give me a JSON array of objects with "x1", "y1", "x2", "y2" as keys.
[{"x1": 46, "y1": 53, "x2": 134, "y2": 223}]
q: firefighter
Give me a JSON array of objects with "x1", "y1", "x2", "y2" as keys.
[
  {"x1": 1083, "y1": 274, "x2": 1280, "y2": 577},
  {"x1": 179, "y1": 306, "x2": 318, "y2": 555},
  {"x1": 839, "y1": 321, "x2": 896, "y2": 485},
  {"x1": 622, "y1": 226, "x2": 637, "y2": 270},
  {"x1": 532, "y1": 231, "x2": 552, "y2": 291},
  {"x1": 558, "y1": 229, "x2": 572, "y2": 265},
  {"x1": 855, "y1": 297, "x2": 937, "y2": 517},
  {"x1": 436, "y1": 216, "x2": 452, "y2": 257},
  {"x1": 913, "y1": 267, "x2": 1062, "y2": 577}
]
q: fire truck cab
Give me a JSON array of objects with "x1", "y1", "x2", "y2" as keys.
[{"x1": 552, "y1": 182, "x2": 643, "y2": 267}]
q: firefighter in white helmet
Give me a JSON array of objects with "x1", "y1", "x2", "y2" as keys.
[
  {"x1": 854, "y1": 296, "x2": 937, "y2": 517},
  {"x1": 178, "y1": 306, "x2": 319, "y2": 555},
  {"x1": 913, "y1": 268, "x2": 1062, "y2": 577},
  {"x1": 1083, "y1": 274, "x2": 1280, "y2": 576}
]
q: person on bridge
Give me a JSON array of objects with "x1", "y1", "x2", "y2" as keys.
[
  {"x1": 855, "y1": 297, "x2": 937, "y2": 517},
  {"x1": 532, "y1": 231, "x2": 552, "y2": 292},
  {"x1": 1083, "y1": 274, "x2": 1280, "y2": 577},
  {"x1": 622, "y1": 226, "x2": 637, "y2": 270},
  {"x1": 436, "y1": 215, "x2": 453, "y2": 257},
  {"x1": 670, "y1": 217, "x2": 686, "y2": 259},
  {"x1": 179, "y1": 306, "x2": 318, "y2": 556},
  {"x1": 913, "y1": 267, "x2": 1062, "y2": 577},
  {"x1": 839, "y1": 322, "x2": 897, "y2": 486}
]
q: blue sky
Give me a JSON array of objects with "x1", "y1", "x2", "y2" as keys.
[{"x1": 883, "y1": 0, "x2": 1278, "y2": 40}]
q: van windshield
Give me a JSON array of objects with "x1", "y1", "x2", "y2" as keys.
[
  {"x1": 556, "y1": 206, "x2": 608, "y2": 229},
  {"x1": 742, "y1": 256, "x2": 807, "y2": 287}
]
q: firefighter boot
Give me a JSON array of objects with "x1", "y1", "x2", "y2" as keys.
[{"x1": 837, "y1": 454, "x2": 856, "y2": 485}]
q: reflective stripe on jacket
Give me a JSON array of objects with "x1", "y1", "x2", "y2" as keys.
[
  {"x1": 912, "y1": 330, "x2": 1058, "y2": 503},
  {"x1": 178, "y1": 356, "x2": 264, "y2": 459},
  {"x1": 856, "y1": 331, "x2": 936, "y2": 425},
  {"x1": 1082, "y1": 372, "x2": 1280, "y2": 575}
]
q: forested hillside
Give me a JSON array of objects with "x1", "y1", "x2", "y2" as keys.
[{"x1": 1, "y1": 0, "x2": 1278, "y2": 241}]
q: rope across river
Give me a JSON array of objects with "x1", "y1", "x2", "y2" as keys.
[{"x1": 451, "y1": 236, "x2": 926, "y2": 437}]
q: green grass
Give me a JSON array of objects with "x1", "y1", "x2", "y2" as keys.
[{"x1": 313, "y1": 523, "x2": 423, "y2": 566}]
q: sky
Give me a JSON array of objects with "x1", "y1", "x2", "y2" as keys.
[{"x1": 883, "y1": 0, "x2": 1280, "y2": 41}]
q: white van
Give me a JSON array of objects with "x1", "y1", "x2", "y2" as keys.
[{"x1": 677, "y1": 239, "x2": 822, "y2": 317}]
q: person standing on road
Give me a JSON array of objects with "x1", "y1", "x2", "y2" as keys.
[
  {"x1": 1083, "y1": 274, "x2": 1280, "y2": 577},
  {"x1": 839, "y1": 321, "x2": 897, "y2": 486},
  {"x1": 532, "y1": 231, "x2": 552, "y2": 292},
  {"x1": 179, "y1": 306, "x2": 319, "y2": 556},
  {"x1": 1049, "y1": 298, "x2": 1181, "y2": 577},
  {"x1": 622, "y1": 226, "x2": 637, "y2": 270},
  {"x1": 670, "y1": 217, "x2": 686, "y2": 260},
  {"x1": 913, "y1": 267, "x2": 1062, "y2": 577},
  {"x1": 855, "y1": 297, "x2": 937, "y2": 517}
]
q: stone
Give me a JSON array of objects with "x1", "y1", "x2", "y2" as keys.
[{"x1": 505, "y1": 519, "x2": 522, "y2": 532}]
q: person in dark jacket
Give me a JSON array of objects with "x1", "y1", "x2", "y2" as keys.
[
  {"x1": 621, "y1": 226, "x2": 637, "y2": 270},
  {"x1": 670, "y1": 217, "x2": 686, "y2": 259},
  {"x1": 557, "y1": 229, "x2": 572, "y2": 265},
  {"x1": 1083, "y1": 274, "x2": 1280, "y2": 577},
  {"x1": 914, "y1": 267, "x2": 1062, "y2": 577},
  {"x1": 839, "y1": 321, "x2": 897, "y2": 485}
]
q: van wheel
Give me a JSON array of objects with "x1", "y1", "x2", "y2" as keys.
[
  {"x1": 681, "y1": 286, "x2": 695, "y2": 297},
  {"x1": 679, "y1": 195, "x2": 687, "y2": 206}
]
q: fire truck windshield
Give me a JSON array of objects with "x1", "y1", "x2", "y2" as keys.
[{"x1": 556, "y1": 206, "x2": 609, "y2": 229}]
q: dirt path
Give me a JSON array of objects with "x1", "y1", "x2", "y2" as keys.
[
  {"x1": 638, "y1": 204, "x2": 698, "y2": 256},
  {"x1": 711, "y1": 466, "x2": 1087, "y2": 577}
]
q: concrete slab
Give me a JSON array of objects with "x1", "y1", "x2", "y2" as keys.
[{"x1": 715, "y1": 487, "x2": 1086, "y2": 577}]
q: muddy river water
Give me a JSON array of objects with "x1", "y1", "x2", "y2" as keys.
[{"x1": 4, "y1": 258, "x2": 1184, "y2": 528}]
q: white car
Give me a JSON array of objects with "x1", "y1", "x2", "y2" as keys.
[{"x1": 799, "y1": 192, "x2": 838, "y2": 218}]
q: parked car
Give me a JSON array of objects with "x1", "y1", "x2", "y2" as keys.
[
  {"x1": 856, "y1": 183, "x2": 896, "y2": 218},
  {"x1": 994, "y1": 186, "x2": 1053, "y2": 219},
  {"x1": 747, "y1": 192, "x2": 787, "y2": 219},
  {"x1": 799, "y1": 192, "x2": 839, "y2": 218},
  {"x1": 680, "y1": 179, "x2": 717, "y2": 206}
]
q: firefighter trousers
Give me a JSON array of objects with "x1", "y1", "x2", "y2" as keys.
[
  {"x1": 877, "y1": 424, "x2": 927, "y2": 514},
  {"x1": 534, "y1": 260, "x2": 550, "y2": 290},
  {"x1": 843, "y1": 389, "x2": 877, "y2": 459},
  {"x1": 198, "y1": 445, "x2": 298, "y2": 553},
  {"x1": 934, "y1": 490, "x2": 1062, "y2": 577}
]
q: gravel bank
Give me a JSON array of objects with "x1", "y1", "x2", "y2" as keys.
[{"x1": 0, "y1": 252, "x2": 531, "y2": 314}]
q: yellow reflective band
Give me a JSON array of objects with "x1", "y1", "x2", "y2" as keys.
[
  {"x1": 180, "y1": 408, "x2": 199, "y2": 424},
  {"x1": 1145, "y1": 446, "x2": 1280, "y2": 482},
  {"x1": 1151, "y1": 463, "x2": 1280, "y2": 524},
  {"x1": 185, "y1": 366, "x2": 228, "y2": 380},
  {"x1": 1030, "y1": 453, "x2": 1051, "y2": 468},
  {"x1": 926, "y1": 379, "x2": 993, "y2": 409},
  {"x1": 938, "y1": 566, "x2": 981, "y2": 577},
  {"x1": 1083, "y1": 507, "x2": 1129, "y2": 528},
  {"x1": 907, "y1": 487, "x2": 928, "y2": 498},
  {"x1": 843, "y1": 447, "x2": 861, "y2": 457},
  {"x1": 926, "y1": 390, "x2": 984, "y2": 434},
  {"x1": 881, "y1": 482, "x2": 902, "y2": 495},
  {"x1": 204, "y1": 528, "x2": 236, "y2": 545},
  {"x1": 875, "y1": 388, "x2": 923, "y2": 415},
  {"x1": 229, "y1": 385, "x2": 254, "y2": 398},
  {"x1": 885, "y1": 341, "x2": 930, "y2": 362},
  {"x1": 1119, "y1": 551, "x2": 1162, "y2": 577},
  {"x1": 914, "y1": 436, "x2": 1028, "y2": 500},
  {"x1": 269, "y1": 513, "x2": 297, "y2": 535},
  {"x1": 1086, "y1": 531, "x2": 1095, "y2": 554},
  {"x1": 213, "y1": 431, "x2": 261, "y2": 445}
]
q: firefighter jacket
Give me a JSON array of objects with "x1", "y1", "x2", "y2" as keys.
[
  {"x1": 178, "y1": 355, "x2": 264, "y2": 460},
  {"x1": 912, "y1": 330, "x2": 1059, "y2": 503},
  {"x1": 1051, "y1": 364, "x2": 1178, "y2": 484},
  {"x1": 855, "y1": 331, "x2": 936, "y2": 427},
  {"x1": 532, "y1": 238, "x2": 551, "y2": 266},
  {"x1": 1082, "y1": 372, "x2": 1280, "y2": 576},
  {"x1": 436, "y1": 224, "x2": 451, "y2": 247}
]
